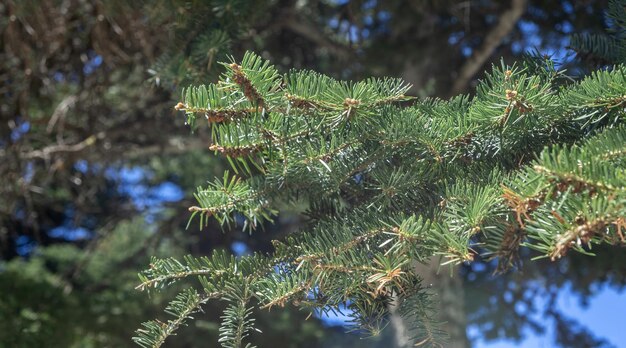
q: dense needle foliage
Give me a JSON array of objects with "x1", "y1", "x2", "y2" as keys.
[{"x1": 135, "y1": 2, "x2": 626, "y2": 347}]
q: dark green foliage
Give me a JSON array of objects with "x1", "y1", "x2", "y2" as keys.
[
  {"x1": 0, "y1": 219, "x2": 173, "y2": 347},
  {"x1": 570, "y1": 0, "x2": 626, "y2": 64},
  {"x1": 134, "y1": 289, "x2": 211, "y2": 348},
  {"x1": 137, "y1": 44, "x2": 625, "y2": 347},
  {"x1": 3, "y1": 1, "x2": 625, "y2": 347}
]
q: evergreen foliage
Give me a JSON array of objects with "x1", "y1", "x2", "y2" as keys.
[
  {"x1": 570, "y1": 0, "x2": 626, "y2": 64},
  {"x1": 10, "y1": 1, "x2": 620, "y2": 347},
  {"x1": 0, "y1": 219, "x2": 176, "y2": 347},
  {"x1": 135, "y1": 2, "x2": 626, "y2": 344}
]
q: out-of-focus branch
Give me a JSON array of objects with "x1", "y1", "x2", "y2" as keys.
[
  {"x1": 450, "y1": 0, "x2": 527, "y2": 95},
  {"x1": 121, "y1": 137, "x2": 209, "y2": 159},
  {"x1": 279, "y1": 14, "x2": 353, "y2": 59},
  {"x1": 20, "y1": 134, "x2": 208, "y2": 161},
  {"x1": 47, "y1": 95, "x2": 77, "y2": 133},
  {"x1": 389, "y1": 294, "x2": 410, "y2": 347},
  {"x1": 23, "y1": 132, "x2": 104, "y2": 160}
]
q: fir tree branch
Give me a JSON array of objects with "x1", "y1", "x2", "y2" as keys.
[
  {"x1": 141, "y1": 24, "x2": 626, "y2": 345},
  {"x1": 134, "y1": 289, "x2": 214, "y2": 348}
]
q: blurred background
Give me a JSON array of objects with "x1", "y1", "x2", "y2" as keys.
[{"x1": 1, "y1": 0, "x2": 625, "y2": 347}]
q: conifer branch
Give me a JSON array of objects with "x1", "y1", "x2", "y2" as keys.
[
  {"x1": 229, "y1": 63, "x2": 266, "y2": 109},
  {"x1": 219, "y1": 280, "x2": 258, "y2": 348},
  {"x1": 140, "y1": 11, "x2": 626, "y2": 343},
  {"x1": 550, "y1": 216, "x2": 613, "y2": 260},
  {"x1": 134, "y1": 289, "x2": 213, "y2": 348}
]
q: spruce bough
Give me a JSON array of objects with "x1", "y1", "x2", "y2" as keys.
[{"x1": 134, "y1": 17, "x2": 626, "y2": 348}]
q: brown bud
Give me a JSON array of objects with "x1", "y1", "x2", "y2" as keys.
[{"x1": 505, "y1": 90, "x2": 518, "y2": 101}]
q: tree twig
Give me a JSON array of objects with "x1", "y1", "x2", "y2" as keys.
[{"x1": 23, "y1": 132, "x2": 104, "y2": 160}]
